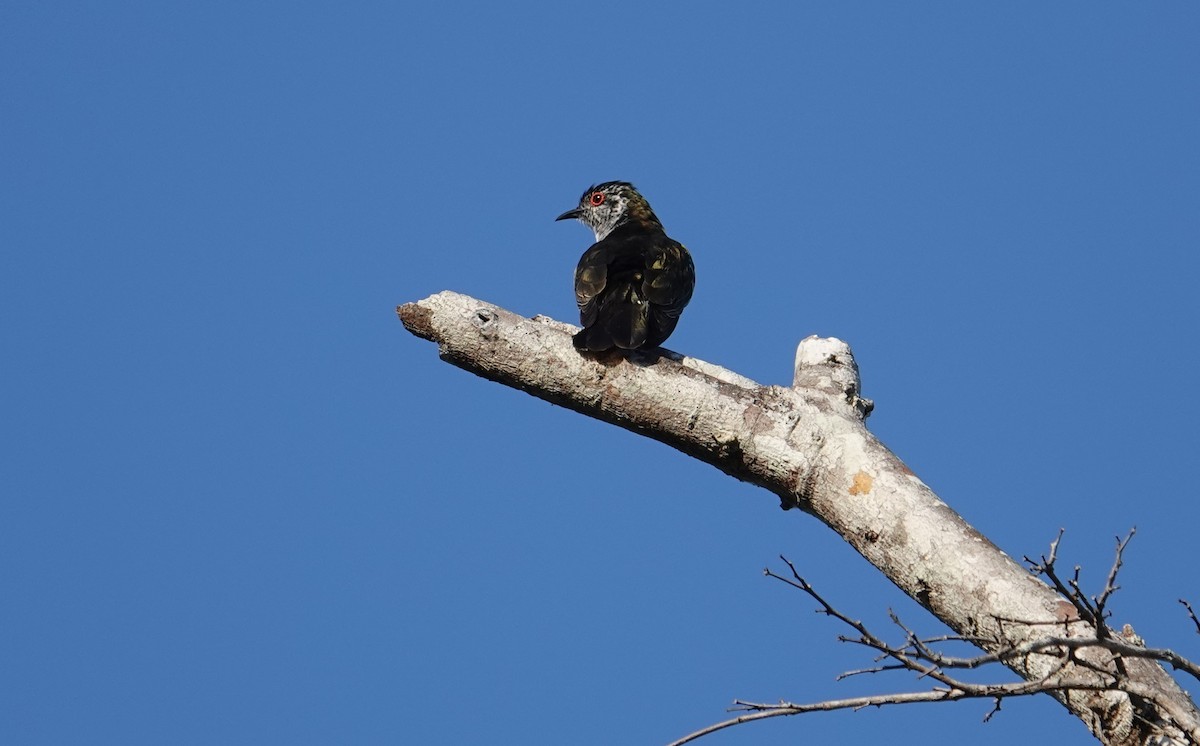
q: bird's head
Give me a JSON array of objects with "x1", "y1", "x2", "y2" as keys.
[{"x1": 555, "y1": 181, "x2": 661, "y2": 241}]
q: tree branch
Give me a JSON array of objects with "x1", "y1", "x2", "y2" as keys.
[
  {"x1": 768, "y1": 551, "x2": 1200, "y2": 721},
  {"x1": 676, "y1": 544, "x2": 1200, "y2": 745},
  {"x1": 666, "y1": 689, "x2": 1014, "y2": 746},
  {"x1": 398, "y1": 291, "x2": 1200, "y2": 745},
  {"x1": 1181, "y1": 600, "x2": 1200, "y2": 636}
]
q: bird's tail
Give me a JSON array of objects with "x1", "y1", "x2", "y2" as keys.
[{"x1": 573, "y1": 281, "x2": 651, "y2": 351}]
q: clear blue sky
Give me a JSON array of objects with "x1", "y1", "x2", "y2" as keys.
[{"x1": 3, "y1": 3, "x2": 1197, "y2": 744}]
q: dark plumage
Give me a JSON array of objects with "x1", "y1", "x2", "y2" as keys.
[{"x1": 555, "y1": 181, "x2": 695, "y2": 351}]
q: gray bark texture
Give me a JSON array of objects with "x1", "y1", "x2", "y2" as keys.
[{"x1": 398, "y1": 290, "x2": 1199, "y2": 745}]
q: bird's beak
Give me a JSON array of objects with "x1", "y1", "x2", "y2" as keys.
[{"x1": 555, "y1": 208, "x2": 581, "y2": 222}]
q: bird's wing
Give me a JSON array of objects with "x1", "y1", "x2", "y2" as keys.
[
  {"x1": 574, "y1": 242, "x2": 610, "y2": 326},
  {"x1": 642, "y1": 240, "x2": 695, "y2": 319}
]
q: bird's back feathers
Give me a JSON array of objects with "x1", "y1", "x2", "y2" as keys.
[
  {"x1": 559, "y1": 182, "x2": 694, "y2": 352},
  {"x1": 572, "y1": 222, "x2": 693, "y2": 351}
]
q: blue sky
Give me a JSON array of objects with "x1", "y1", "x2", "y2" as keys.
[{"x1": 3, "y1": 3, "x2": 1198, "y2": 744}]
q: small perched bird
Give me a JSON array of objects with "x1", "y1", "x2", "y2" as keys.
[{"x1": 555, "y1": 181, "x2": 695, "y2": 352}]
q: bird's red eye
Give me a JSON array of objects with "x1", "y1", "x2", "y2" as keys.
[{"x1": 589, "y1": 192, "x2": 605, "y2": 206}]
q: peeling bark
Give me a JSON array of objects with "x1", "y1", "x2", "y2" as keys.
[{"x1": 399, "y1": 290, "x2": 1199, "y2": 745}]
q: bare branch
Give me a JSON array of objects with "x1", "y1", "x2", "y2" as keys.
[
  {"x1": 1096, "y1": 530, "x2": 1136, "y2": 621},
  {"x1": 1181, "y1": 600, "x2": 1200, "y2": 636},
  {"x1": 1091, "y1": 530, "x2": 1135, "y2": 641},
  {"x1": 665, "y1": 690, "x2": 972, "y2": 746},
  {"x1": 400, "y1": 292, "x2": 1200, "y2": 746},
  {"x1": 982, "y1": 697, "x2": 1003, "y2": 723},
  {"x1": 734, "y1": 547, "x2": 1200, "y2": 744},
  {"x1": 1026, "y1": 530, "x2": 1100, "y2": 629},
  {"x1": 669, "y1": 673, "x2": 1149, "y2": 746},
  {"x1": 899, "y1": 633, "x2": 1200, "y2": 684},
  {"x1": 744, "y1": 553, "x2": 1200, "y2": 746}
]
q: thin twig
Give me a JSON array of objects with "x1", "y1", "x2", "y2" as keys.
[
  {"x1": 1181, "y1": 599, "x2": 1200, "y2": 636},
  {"x1": 665, "y1": 691, "x2": 964, "y2": 746},
  {"x1": 667, "y1": 676, "x2": 1133, "y2": 746},
  {"x1": 1094, "y1": 529, "x2": 1135, "y2": 639},
  {"x1": 1026, "y1": 530, "x2": 1101, "y2": 629}
]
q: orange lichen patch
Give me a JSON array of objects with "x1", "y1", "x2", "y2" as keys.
[{"x1": 849, "y1": 471, "x2": 873, "y2": 496}]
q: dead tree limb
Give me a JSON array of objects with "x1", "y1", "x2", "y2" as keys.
[
  {"x1": 671, "y1": 542, "x2": 1200, "y2": 746},
  {"x1": 398, "y1": 290, "x2": 1200, "y2": 745}
]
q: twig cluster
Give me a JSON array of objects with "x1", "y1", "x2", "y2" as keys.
[
  {"x1": 670, "y1": 530, "x2": 1200, "y2": 746},
  {"x1": 1020, "y1": 530, "x2": 1200, "y2": 685}
]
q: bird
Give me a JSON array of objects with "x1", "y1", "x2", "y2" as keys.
[{"x1": 555, "y1": 181, "x2": 695, "y2": 352}]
